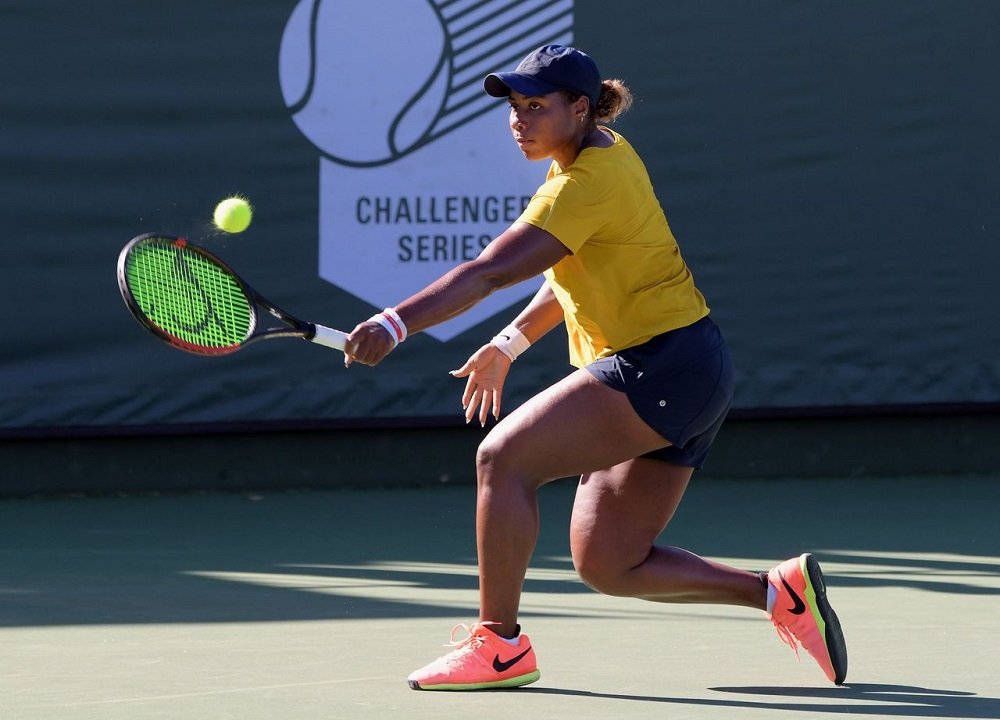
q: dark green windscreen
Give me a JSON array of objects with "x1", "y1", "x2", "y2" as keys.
[{"x1": 2, "y1": 0, "x2": 998, "y2": 433}]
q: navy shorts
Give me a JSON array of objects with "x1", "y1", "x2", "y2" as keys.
[{"x1": 586, "y1": 316, "x2": 735, "y2": 468}]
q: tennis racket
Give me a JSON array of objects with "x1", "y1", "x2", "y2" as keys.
[{"x1": 117, "y1": 233, "x2": 348, "y2": 356}]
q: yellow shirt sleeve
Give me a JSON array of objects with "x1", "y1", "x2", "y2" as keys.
[{"x1": 517, "y1": 166, "x2": 611, "y2": 254}]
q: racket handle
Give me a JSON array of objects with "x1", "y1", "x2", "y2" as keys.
[{"x1": 310, "y1": 324, "x2": 348, "y2": 351}]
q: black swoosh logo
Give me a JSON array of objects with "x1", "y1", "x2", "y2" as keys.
[
  {"x1": 492, "y1": 647, "x2": 531, "y2": 673},
  {"x1": 778, "y1": 571, "x2": 807, "y2": 615}
]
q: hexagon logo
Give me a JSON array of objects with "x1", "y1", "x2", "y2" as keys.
[{"x1": 279, "y1": 0, "x2": 575, "y2": 340}]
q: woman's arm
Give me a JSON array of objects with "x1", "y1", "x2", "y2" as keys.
[
  {"x1": 395, "y1": 222, "x2": 568, "y2": 334},
  {"x1": 345, "y1": 222, "x2": 569, "y2": 366},
  {"x1": 504, "y1": 281, "x2": 564, "y2": 345},
  {"x1": 449, "y1": 281, "x2": 563, "y2": 425}
]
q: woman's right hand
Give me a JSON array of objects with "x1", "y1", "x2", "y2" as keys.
[
  {"x1": 343, "y1": 321, "x2": 396, "y2": 367},
  {"x1": 449, "y1": 344, "x2": 513, "y2": 426}
]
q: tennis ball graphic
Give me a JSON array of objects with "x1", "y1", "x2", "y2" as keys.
[
  {"x1": 280, "y1": 0, "x2": 578, "y2": 342},
  {"x1": 279, "y1": 0, "x2": 449, "y2": 166}
]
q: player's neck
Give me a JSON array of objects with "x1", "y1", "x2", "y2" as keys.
[{"x1": 555, "y1": 128, "x2": 612, "y2": 169}]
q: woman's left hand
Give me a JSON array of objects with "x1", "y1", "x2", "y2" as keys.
[{"x1": 450, "y1": 344, "x2": 513, "y2": 426}]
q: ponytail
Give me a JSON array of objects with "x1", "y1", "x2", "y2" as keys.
[{"x1": 593, "y1": 78, "x2": 633, "y2": 123}]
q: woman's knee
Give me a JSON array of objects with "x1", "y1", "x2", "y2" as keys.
[
  {"x1": 475, "y1": 429, "x2": 550, "y2": 493},
  {"x1": 475, "y1": 433, "x2": 507, "y2": 481},
  {"x1": 475, "y1": 433, "x2": 525, "y2": 495},
  {"x1": 571, "y1": 541, "x2": 636, "y2": 597}
]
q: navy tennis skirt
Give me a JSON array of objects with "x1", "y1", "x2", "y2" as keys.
[{"x1": 585, "y1": 316, "x2": 734, "y2": 468}]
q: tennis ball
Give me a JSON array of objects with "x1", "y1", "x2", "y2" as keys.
[{"x1": 213, "y1": 196, "x2": 253, "y2": 233}]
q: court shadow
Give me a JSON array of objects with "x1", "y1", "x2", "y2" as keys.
[
  {"x1": 2, "y1": 476, "x2": 999, "y2": 628},
  {"x1": 524, "y1": 683, "x2": 998, "y2": 718}
]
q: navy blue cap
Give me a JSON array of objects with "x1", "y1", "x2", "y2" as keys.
[{"x1": 484, "y1": 45, "x2": 601, "y2": 107}]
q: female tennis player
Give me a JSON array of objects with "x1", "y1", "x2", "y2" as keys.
[{"x1": 343, "y1": 45, "x2": 847, "y2": 690}]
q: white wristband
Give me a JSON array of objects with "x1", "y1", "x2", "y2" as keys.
[
  {"x1": 491, "y1": 325, "x2": 531, "y2": 362},
  {"x1": 368, "y1": 313, "x2": 400, "y2": 348},
  {"x1": 382, "y1": 307, "x2": 407, "y2": 342}
]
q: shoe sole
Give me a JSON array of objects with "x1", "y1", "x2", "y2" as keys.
[
  {"x1": 409, "y1": 670, "x2": 540, "y2": 691},
  {"x1": 801, "y1": 553, "x2": 848, "y2": 685}
]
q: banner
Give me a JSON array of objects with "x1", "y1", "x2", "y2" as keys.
[
  {"x1": 280, "y1": 0, "x2": 574, "y2": 339},
  {"x1": 1, "y1": 0, "x2": 998, "y2": 435}
]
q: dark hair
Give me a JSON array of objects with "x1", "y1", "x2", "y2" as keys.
[
  {"x1": 564, "y1": 78, "x2": 633, "y2": 124},
  {"x1": 594, "y1": 79, "x2": 633, "y2": 122}
]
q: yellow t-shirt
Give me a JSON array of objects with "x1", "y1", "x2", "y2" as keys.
[{"x1": 518, "y1": 129, "x2": 709, "y2": 367}]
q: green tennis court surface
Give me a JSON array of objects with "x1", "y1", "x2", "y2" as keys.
[{"x1": 2, "y1": 475, "x2": 997, "y2": 719}]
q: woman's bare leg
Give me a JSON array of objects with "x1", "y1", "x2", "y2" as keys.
[
  {"x1": 571, "y1": 457, "x2": 765, "y2": 608},
  {"x1": 471, "y1": 369, "x2": 761, "y2": 637}
]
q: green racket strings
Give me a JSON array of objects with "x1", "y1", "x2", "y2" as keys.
[{"x1": 126, "y1": 242, "x2": 253, "y2": 349}]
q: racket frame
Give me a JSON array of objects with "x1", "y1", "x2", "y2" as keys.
[{"x1": 117, "y1": 233, "x2": 343, "y2": 356}]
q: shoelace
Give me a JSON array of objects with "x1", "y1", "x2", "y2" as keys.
[
  {"x1": 438, "y1": 621, "x2": 500, "y2": 668},
  {"x1": 766, "y1": 571, "x2": 805, "y2": 661},
  {"x1": 445, "y1": 621, "x2": 499, "y2": 648},
  {"x1": 772, "y1": 621, "x2": 801, "y2": 659}
]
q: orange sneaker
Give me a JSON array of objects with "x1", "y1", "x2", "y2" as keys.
[
  {"x1": 407, "y1": 622, "x2": 540, "y2": 691},
  {"x1": 767, "y1": 553, "x2": 848, "y2": 685}
]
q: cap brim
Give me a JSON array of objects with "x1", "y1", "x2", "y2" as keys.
[{"x1": 484, "y1": 71, "x2": 562, "y2": 99}]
